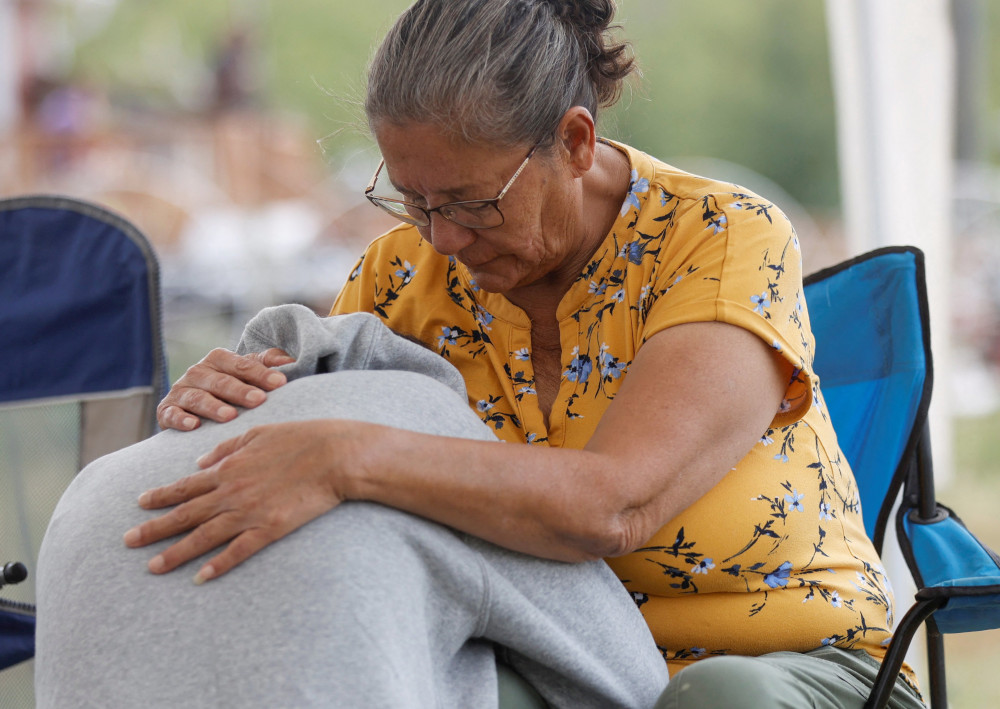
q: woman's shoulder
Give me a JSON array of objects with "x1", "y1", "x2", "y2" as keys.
[
  {"x1": 607, "y1": 139, "x2": 741, "y2": 199},
  {"x1": 608, "y1": 139, "x2": 791, "y2": 232}
]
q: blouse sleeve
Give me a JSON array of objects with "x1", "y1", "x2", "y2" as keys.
[{"x1": 639, "y1": 188, "x2": 814, "y2": 426}]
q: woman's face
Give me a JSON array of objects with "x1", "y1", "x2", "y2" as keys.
[{"x1": 372, "y1": 122, "x2": 584, "y2": 296}]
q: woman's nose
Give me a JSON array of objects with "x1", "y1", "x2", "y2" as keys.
[{"x1": 425, "y1": 214, "x2": 475, "y2": 256}]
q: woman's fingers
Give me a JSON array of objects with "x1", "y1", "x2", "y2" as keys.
[
  {"x1": 156, "y1": 348, "x2": 293, "y2": 430},
  {"x1": 195, "y1": 435, "x2": 242, "y2": 469},
  {"x1": 259, "y1": 348, "x2": 296, "y2": 368},
  {"x1": 136, "y1": 469, "x2": 220, "y2": 510},
  {"x1": 157, "y1": 404, "x2": 203, "y2": 431},
  {"x1": 192, "y1": 526, "x2": 282, "y2": 584},
  {"x1": 123, "y1": 472, "x2": 220, "y2": 552},
  {"x1": 126, "y1": 421, "x2": 347, "y2": 582}
]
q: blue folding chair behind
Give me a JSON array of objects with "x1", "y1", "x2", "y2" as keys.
[
  {"x1": 0, "y1": 195, "x2": 168, "y2": 706},
  {"x1": 804, "y1": 246, "x2": 1000, "y2": 709}
]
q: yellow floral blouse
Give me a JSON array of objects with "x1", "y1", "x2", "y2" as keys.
[{"x1": 331, "y1": 139, "x2": 901, "y2": 678}]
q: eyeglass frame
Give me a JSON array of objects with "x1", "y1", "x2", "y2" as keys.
[{"x1": 364, "y1": 145, "x2": 538, "y2": 229}]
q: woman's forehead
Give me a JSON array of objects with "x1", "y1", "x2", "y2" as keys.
[{"x1": 374, "y1": 123, "x2": 520, "y2": 196}]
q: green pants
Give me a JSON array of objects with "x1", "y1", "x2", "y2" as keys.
[{"x1": 655, "y1": 646, "x2": 925, "y2": 709}]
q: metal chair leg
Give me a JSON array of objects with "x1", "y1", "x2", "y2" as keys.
[
  {"x1": 863, "y1": 598, "x2": 945, "y2": 709},
  {"x1": 925, "y1": 617, "x2": 947, "y2": 709}
]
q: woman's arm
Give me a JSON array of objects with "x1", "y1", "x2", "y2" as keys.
[{"x1": 127, "y1": 321, "x2": 791, "y2": 581}]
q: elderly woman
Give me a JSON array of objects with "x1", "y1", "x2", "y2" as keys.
[{"x1": 142, "y1": 1, "x2": 924, "y2": 708}]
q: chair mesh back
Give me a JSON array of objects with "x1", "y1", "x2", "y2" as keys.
[{"x1": 804, "y1": 248, "x2": 931, "y2": 550}]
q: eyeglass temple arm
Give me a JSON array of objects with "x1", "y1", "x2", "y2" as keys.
[{"x1": 365, "y1": 160, "x2": 385, "y2": 194}]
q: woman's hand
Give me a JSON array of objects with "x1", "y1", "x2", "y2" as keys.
[
  {"x1": 157, "y1": 348, "x2": 296, "y2": 431},
  {"x1": 123, "y1": 420, "x2": 356, "y2": 583}
]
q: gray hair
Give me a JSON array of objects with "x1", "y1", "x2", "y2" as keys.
[{"x1": 365, "y1": 0, "x2": 635, "y2": 149}]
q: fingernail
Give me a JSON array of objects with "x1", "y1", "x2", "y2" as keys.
[
  {"x1": 193, "y1": 564, "x2": 215, "y2": 585},
  {"x1": 218, "y1": 405, "x2": 237, "y2": 419},
  {"x1": 182, "y1": 416, "x2": 197, "y2": 430},
  {"x1": 123, "y1": 528, "x2": 140, "y2": 546},
  {"x1": 138, "y1": 491, "x2": 151, "y2": 507},
  {"x1": 149, "y1": 555, "x2": 165, "y2": 573},
  {"x1": 246, "y1": 389, "x2": 265, "y2": 405},
  {"x1": 266, "y1": 372, "x2": 286, "y2": 386}
]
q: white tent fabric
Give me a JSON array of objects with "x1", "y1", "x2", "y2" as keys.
[
  {"x1": 825, "y1": 0, "x2": 955, "y2": 479},
  {"x1": 825, "y1": 0, "x2": 957, "y2": 686}
]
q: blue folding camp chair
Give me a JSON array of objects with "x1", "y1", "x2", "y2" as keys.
[
  {"x1": 0, "y1": 195, "x2": 167, "y2": 706},
  {"x1": 805, "y1": 245, "x2": 1000, "y2": 709}
]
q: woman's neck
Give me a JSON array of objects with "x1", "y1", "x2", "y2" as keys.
[{"x1": 504, "y1": 140, "x2": 631, "y2": 324}]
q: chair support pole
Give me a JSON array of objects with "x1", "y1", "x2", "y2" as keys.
[
  {"x1": 916, "y1": 424, "x2": 937, "y2": 521},
  {"x1": 925, "y1": 618, "x2": 947, "y2": 709},
  {"x1": 863, "y1": 598, "x2": 945, "y2": 709}
]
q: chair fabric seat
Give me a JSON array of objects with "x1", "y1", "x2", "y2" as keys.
[
  {"x1": 0, "y1": 610, "x2": 34, "y2": 669},
  {"x1": 905, "y1": 511, "x2": 1000, "y2": 634}
]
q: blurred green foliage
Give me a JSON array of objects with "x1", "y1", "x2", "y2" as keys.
[{"x1": 61, "y1": 0, "x2": 995, "y2": 212}]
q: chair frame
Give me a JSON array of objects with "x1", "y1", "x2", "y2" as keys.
[
  {"x1": 807, "y1": 246, "x2": 1000, "y2": 709},
  {"x1": 1, "y1": 194, "x2": 168, "y2": 687}
]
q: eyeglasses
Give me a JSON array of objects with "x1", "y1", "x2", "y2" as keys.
[{"x1": 364, "y1": 146, "x2": 536, "y2": 230}]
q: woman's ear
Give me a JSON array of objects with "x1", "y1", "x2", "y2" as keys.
[{"x1": 556, "y1": 106, "x2": 597, "y2": 177}]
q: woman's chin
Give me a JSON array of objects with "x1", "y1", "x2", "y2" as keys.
[
  {"x1": 461, "y1": 259, "x2": 519, "y2": 294},
  {"x1": 466, "y1": 270, "x2": 515, "y2": 294}
]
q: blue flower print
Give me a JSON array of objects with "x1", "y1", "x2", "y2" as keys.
[
  {"x1": 763, "y1": 561, "x2": 793, "y2": 588},
  {"x1": 774, "y1": 452, "x2": 789, "y2": 463},
  {"x1": 831, "y1": 591, "x2": 842, "y2": 608},
  {"x1": 394, "y1": 260, "x2": 417, "y2": 284},
  {"x1": 563, "y1": 347, "x2": 592, "y2": 384},
  {"x1": 707, "y1": 213, "x2": 728, "y2": 235},
  {"x1": 437, "y1": 326, "x2": 459, "y2": 349},
  {"x1": 589, "y1": 280, "x2": 608, "y2": 296},
  {"x1": 771, "y1": 340, "x2": 783, "y2": 352},
  {"x1": 526, "y1": 432, "x2": 538, "y2": 444},
  {"x1": 691, "y1": 558, "x2": 715, "y2": 575},
  {"x1": 819, "y1": 502, "x2": 833, "y2": 521},
  {"x1": 760, "y1": 433, "x2": 774, "y2": 446},
  {"x1": 612, "y1": 288, "x2": 626, "y2": 304},
  {"x1": 751, "y1": 291, "x2": 771, "y2": 315},
  {"x1": 597, "y1": 343, "x2": 627, "y2": 380},
  {"x1": 619, "y1": 239, "x2": 645, "y2": 265},
  {"x1": 785, "y1": 489, "x2": 804, "y2": 512},
  {"x1": 475, "y1": 305, "x2": 494, "y2": 331},
  {"x1": 513, "y1": 347, "x2": 530, "y2": 361},
  {"x1": 619, "y1": 169, "x2": 649, "y2": 216},
  {"x1": 476, "y1": 399, "x2": 495, "y2": 413},
  {"x1": 517, "y1": 385, "x2": 536, "y2": 396}
]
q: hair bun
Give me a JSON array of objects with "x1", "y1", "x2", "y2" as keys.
[
  {"x1": 540, "y1": 0, "x2": 632, "y2": 109},
  {"x1": 541, "y1": 0, "x2": 614, "y2": 31}
]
